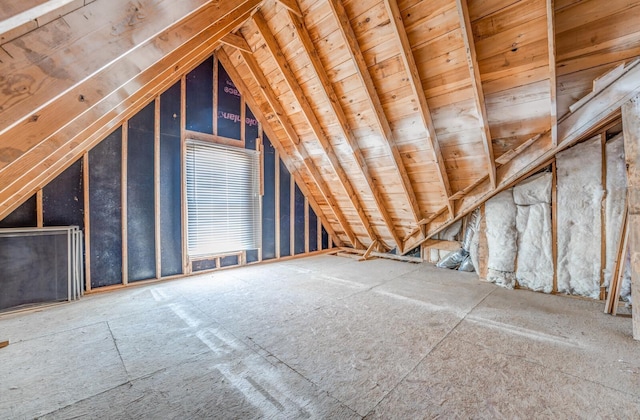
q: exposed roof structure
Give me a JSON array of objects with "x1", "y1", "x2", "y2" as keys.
[{"x1": 1, "y1": 0, "x2": 640, "y2": 253}]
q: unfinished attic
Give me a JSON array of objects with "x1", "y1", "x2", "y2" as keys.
[{"x1": 2, "y1": 0, "x2": 640, "y2": 417}]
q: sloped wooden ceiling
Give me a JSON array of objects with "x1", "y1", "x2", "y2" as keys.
[{"x1": 1, "y1": 0, "x2": 640, "y2": 253}]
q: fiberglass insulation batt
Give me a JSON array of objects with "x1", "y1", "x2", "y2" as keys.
[
  {"x1": 604, "y1": 134, "x2": 627, "y2": 289},
  {"x1": 557, "y1": 137, "x2": 604, "y2": 299},
  {"x1": 514, "y1": 172, "x2": 553, "y2": 293},
  {"x1": 485, "y1": 189, "x2": 517, "y2": 288}
]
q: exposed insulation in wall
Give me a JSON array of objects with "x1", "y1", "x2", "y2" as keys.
[
  {"x1": 604, "y1": 134, "x2": 627, "y2": 288},
  {"x1": 435, "y1": 220, "x2": 462, "y2": 261},
  {"x1": 469, "y1": 213, "x2": 481, "y2": 275},
  {"x1": 514, "y1": 172, "x2": 553, "y2": 293},
  {"x1": 485, "y1": 189, "x2": 517, "y2": 288},
  {"x1": 557, "y1": 137, "x2": 604, "y2": 299}
]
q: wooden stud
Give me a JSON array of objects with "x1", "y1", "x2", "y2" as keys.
[
  {"x1": 291, "y1": 176, "x2": 295, "y2": 257},
  {"x1": 317, "y1": 212, "x2": 322, "y2": 251},
  {"x1": 213, "y1": 55, "x2": 219, "y2": 137},
  {"x1": 154, "y1": 97, "x2": 162, "y2": 279},
  {"x1": 36, "y1": 189, "x2": 43, "y2": 228},
  {"x1": 328, "y1": 0, "x2": 424, "y2": 227},
  {"x1": 83, "y1": 153, "x2": 91, "y2": 292},
  {"x1": 275, "y1": 150, "x2": 281, "y2": 259},
  {"x1": 383, "y1": 0, "x2": 454, "y2": 218},
  {"x1": 253, "y1": 11, "x2": 373, "y2": 248},
  {"x1": 552, "y1": 159, "x2": 558, "y2": 293},
  {"x1": 216, "y1": 48, "x2": 344, "y2": 247},
  {"x1": 605, "y1": 207, "x2": 628, "y2": 314},
  {"x1": 257, "y1": 124, "x2": 263, "y2": 263},
  {"x1": 121, "y1": 121, "x2": 128, "y2": 286},
  {"x1": 547, "y1": 0, "x2": 558, "y2": 146},
  {"x1": 305, "y1": 196, "x2": 309, "y2": 254},
  {"x1": 230, "y1": 45, "x2": 359, "y2": 247},
  {"x1": 180, "y1": 76, "x2": 190, "y2": 275},
  {"x1": 456, "y1": 0, "x2": 497, "y2": 190},
  {"x1": 612, "y1": 214, "x2": 629, "y2": 316},
  {"x1": 622, "y1": 94, "x2": 640, "y2": 339},
  {"x1": 286, "y1": 9, "x2": 400, "y2": 251},
  {"x1": 240, "y1": 95, "x2": 246, "y2": 144}
]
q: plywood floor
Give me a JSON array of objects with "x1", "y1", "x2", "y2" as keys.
[{"x1": 1, "y1": 255, "x2": 639, "y2": 418}]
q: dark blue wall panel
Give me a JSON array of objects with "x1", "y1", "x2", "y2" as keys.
[
  {"x1": 246, "y1": 250, "x2": 259, "y2": 263},
  {"x1": 186, "y1": 57, "x2": 213, "y2": 134},
  {"x1": 279, "y1": 159, "x2": 291, "y2": 258},
  {"x1": 89, "y1": 127, "x2": 122, "y2": 287},
  {"x1": 322, "y1": 225, "x2": 329, "y2": 250},
  {"x1": 262, "y1": 136, "x2": 276, "y2": 260},
  {"x1": 43, "y1": 159, "x2": 83, "y2": 228},
  {"x1": 309, "y1": 206, "x2": 318, "y2": 253},
  {"x1": 245, "y1": 106, "x2": 259, "y2": 151},
  {"x1": 192, "y1": 258, "x2": 216, "y2": 272},
  {"x1": 220, "y1": 255, "x2": 239, "y2": 267},
  {"x1": 127, "y1": 101, "x2": 156, "y2": 282},
  {"x1": 217, "y1": 62, "x2": 241, "y2": 140},
  {"x1": 160, "y1": 81, "x2": 183, "y2": 277},
  {"x1": 294, "y1": 183, "x2": 305, "y2": 255},
  {"x1": 0, "y1": 195, "x2": 36, "y2": 228}
]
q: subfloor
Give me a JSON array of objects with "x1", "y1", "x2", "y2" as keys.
[{"x1": 1, "y1": 255, "x2": 639, "y2": 418}]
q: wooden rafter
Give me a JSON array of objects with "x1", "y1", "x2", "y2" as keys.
[
  {"x1": 232, "y1": 38, "x2": 362, "y2": 249},
  {"x1": 455, "y1": 0, "x2": 497, "y2": 189},
  {"x1": 253, "y1": 11, "x2": 379, "y2": 248},
  {"x1": 327, "y1": 0, "x2": 424, "y2": 228},
  {"x1": 275, "y1": 0, "x2": 302, "y2": 17},
  {"x1": 383, "y1": 0, "x2": 454, "y2": 219},
  {"x1": 403, "y1": 59, "x2": 640, "y2": 253},
  {"x1": 220, "y1": 32, "x2": 252, "y2": 53},
  {"x1": 217, "y1": 48, "x2": 344, "y2": 247},
  {"x1": 547, "y1": 0, "x2": 558, "y2": 146},
  {"x1": 286, "y1": 9, "x2": 403, "y2": 251},
  {"x1": 0, "y1": 0, "x2": 260, "y2": 220}
]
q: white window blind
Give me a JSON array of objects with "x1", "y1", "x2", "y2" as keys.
[{"x1": 186, "y1": 140, "x2": 261, "y2": 257}]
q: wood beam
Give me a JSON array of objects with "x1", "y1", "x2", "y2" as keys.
[
  {"x1": 622, "y1": 94, "x2": 640, "y2": 339},
  {"x1": 456, "y1": 0, "x2": 497, "y2": 189},
  {"x1": 220, "y1": 32, "x2": 252, "y2": 53},
  {"x1": 286, "y1": 9, "x2": 400, "y2": 251},
  {"x1": 0, "y1": 1, "x2": 261, "y2": 220},
  {"x1": 253, "y1": 11, "x2": 378, "y2": 248},
  {"x1": 275, "y1": 0, "x2": 302, "y2": 17},
  {"x1": 547, "y1": 0, "x2": 558, "y2": 146},
  {"x1": 404, "y1": 59, "x2": 640, "y2": 252},
  {"x1": 383, "y1": 0, "x2": 454, "y2": 219},
  {"x1": 327, "y1": 0, "x2": 424, "y2": 227},
  {"x1": 217, "y1": 48, "x2": 344, "y2": 247}
]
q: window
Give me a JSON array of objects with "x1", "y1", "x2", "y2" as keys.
[{"x1": 186, "y1": 140, "x2": 261, "y2": 257}]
